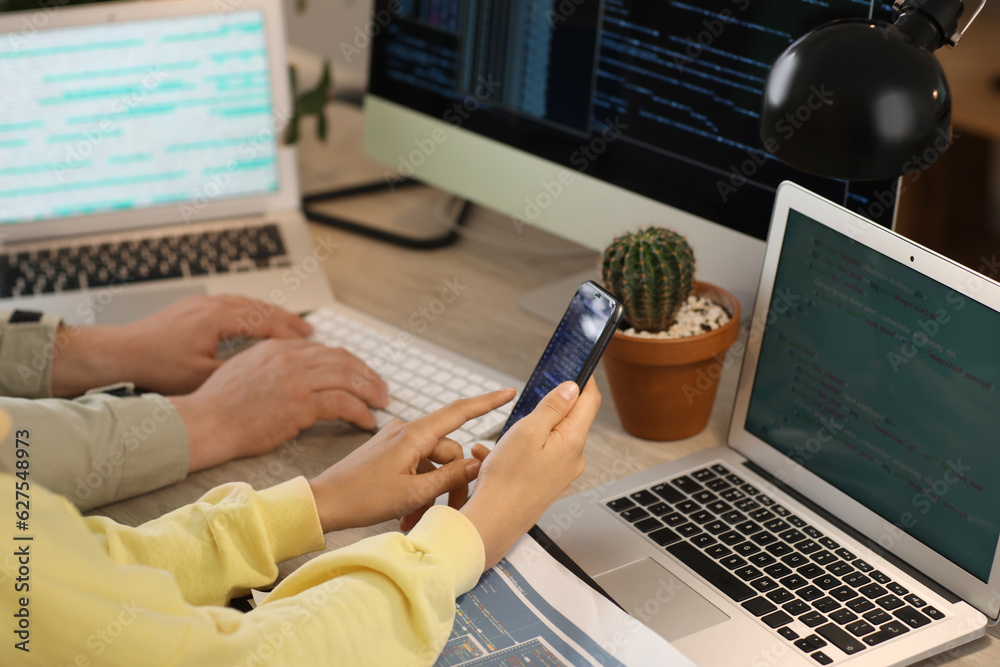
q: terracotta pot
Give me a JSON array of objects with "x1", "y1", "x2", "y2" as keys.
[{"x1": 602, "y1": 282, "x2": 741, "y2": 441}]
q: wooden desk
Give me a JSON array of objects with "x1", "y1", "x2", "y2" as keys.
[{"x1": 94, "y1": 104, "x2": 998, "y2": 666}]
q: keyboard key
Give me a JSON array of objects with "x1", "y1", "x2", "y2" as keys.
[
  {"x1": 767, "y1": 588, "x2": 795, "y2": 604},
  {"x1": 666, "y1": 541, "x2": 755, "y2": 602},
  {"x1": 751, "y1": 532, "x2": 779, "y2": 547},
  {"x1": 794, "y1": 638, "x2": 820, "y2": 652},
  {"x1": 787, "y1": 515, "x2": 807, "y2": 528},
  {"x1": 676, "y1": 522, "x2": 703, "y2": 537},
  {"x1": 811, "y1": 651, "x2": 833, "y2": 665},
  {"x1": 634, "y1": 517, "x2": 663, "y2": 533},
  {"x1": 843, "y1": 572, "x2": 871, "y2": 588},
  {"x1": 735, "y1": 566, "x2": 763, "y2": 581},
  {"x1": 819, "y1": 537, "x2": 839, "y2": 550},
  {"x1": 797, "y1": 564, "x2": 825, "y2": 579},
  {"x1": 835, "y1": 547, "x2": 856, "y2": 560},
  {"x1": 649, "y1": 527, "x2": 681, "y2": 546},
  {"x1": 860, "y1": 583, "x2": 888, "y2": 599},
  {"x1": 846, "y1": 619, "x2": 875, "y2": 636},
  {"x1": 719, "y1": 531, "x2": 745, "y2": 546},
  {"x1": 810, "y1": 550, "x2": 836, "y2": 565},
  {"x1": 756, "y1": 494, "x2": 776, "y2": 506},
  {"x1": 690, "y1": 510, "x2": 715, "y2": 524},
  {"x1": 862, "y1": 609, "x2": 891, "y2": 624},
  {"x1": 735, "y1": 521, "x2": 762, "y2": 535},
  {"x1": 812, "y1": 597, "x2": 840, "y2": 613},
  {"x1": 706, "y1": 545, "x2": 732, "y2": 559},
  {"x1": 779, "y1": 528, "x2": 806, "y2": 544},
  {"x1": 676, "y1": 500, "x2": 700, "y2": 514},
  {"x1": 783, "y1": 599, "x2": 810, "y2": 615},
  {"x1": 733, "y1": 542, "x2": 761, "y2": 556},
  {"x1": 802, "y1": 526, "x2": 823, "y2": 539},
  {"x1": 764, "y1": 541, "x2": 791, "y2": 555},
  {"x1": 706, "y1": 501, "x2": 732, "y2": 514},
  {"x1": 923, "y1": 606, "x2": 945, "y2": 620},
  {"x1": 630, "y1": 490, "x2": 660, "y2": 506},
  {"x1": 649, "y1": 502, "x2": 672, "y2": 516},
  {"x1": 816, "y1": 622, "x2": 867, "y2": 654},
  {"x1": 887, "y1": 582, "x2": 908, "y2": 596},
  {"x1": 710, "y1": 464, "x2": 730, "y2": 475},
  {"x1": 721, "y1": 510, "x2": 746, "y2": 524},
  {"x1": 720, "y1": 555, "x2": 748, "y2": 570},
  {"x1": 671, "y1": 476, "x2": 704, "y2": 494},
  {"x1": 829, "y1": 608, "x2": 858, "y2": 624},
  {"x1": 771, "y1": 504, "x2": 791, "y2": 517},
  {"x1": 749, "y1": 553, "x2": 777, "y2": 567},
  {"x1": 779, "y1": 574, "x2": 807, "y2": 590},
  {"x1": 607, "y1": 498, "x2": 636, "y2": 512},
  {"x1": 796, "y1": 540, "x2": 820, "y2": 555},
  {"x1": 706, "y1": 478, "x2": 730, "y2": 492},
  {"x1": 799, "y1": 611, "x2": 826, "y2": 627},
  {"x1": 870, "y1": 570, "x2": 891, "y2": 584},
  {"x1": 853, "y1": 559, "x2": 874, "y2": 572},
  {"x1": 742, "y1": 597, "x2": 777, "y2": 617},
  {"x1": 735, "y1": 498, "x2": 761, "y2": 512},
  {"x1": 761, "y1": 611, "x2": 793, "y2": 628},
  {"x1": 662, "y1": 512, "x2": 687, "y2": 527},
  {"x1": 692, "y1": 468, "x2": 717, "y2": 482},
  {"x1": 725, "y1": 474, "x2": 744, "y2": 485},
  {"x1": 751, "y1": 577, "x2": 779, "y2": 593},
  {"x1": 651, "y1": 482, "x2": 685, "y2": 504},
  {"x1": 876, "y1": 594, "x2": 904, "y2": 611},
  {"x1": 764, "y1": 518, "x2": 790, "y2": 532},
  {"x1": 778, "y1": 626, "x2": 799, "y2": 640},
  {"x1": 847, "y1": 598, "x2": 876, "y2": 613},
  {"x1": 863, "y1": 620, "x2": 909, "y2": 646},
  {"x1": 741, "y1": 483, "x2": 760, "y2": 496},
  {"x1": 704, "y1": 520, "x2": 729, "y2": 535},
  {"x1": 830, "y1": 585, "x2": 858, "y2": 602},
  {"x1": 782, "y1": 553, "x2": 809, "y2": 568},
  {"x1": 798, "y1": 586, "x2": 823, "y2": 602},
  {"x1": 903, "y1": 593, "x2": 926, "y2": 608},
  {"x1": 621, "y1": 507, "x2": 650, "y2": 522},
  {"x1": 690, "y1": 533, "x2": 717, "y2": 548},
  {"x1": 750, "y1": 508, "x2": 775, "y2": 522},
  {"x1": 814, "y1": 575, "x2": 840, "y2": 591},
  {"x1": 692, "y1": 491, "x2": 717, "y2": 504},
  {"x1": 890, "y1": 606, "x2": 931, "y2": 629},
  {"x1": 827, "y1": 561, "x2": 854, "y2": 576},
  {"x1": 764, "y1": 563, "x2": 792, "y2": 578},
  {"x1": 720, "y1": 488, "x2": 746, "y2": 502}
]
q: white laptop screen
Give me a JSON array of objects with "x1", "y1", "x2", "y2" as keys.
[
  {"x1": 745, "y1": 209, "x2": 1000, "y2": 582},
  {"x1": 0, "y1": 9, "x2": 279, "y2": 225}
]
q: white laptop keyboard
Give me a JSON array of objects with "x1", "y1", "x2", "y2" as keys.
[{"x1": 307, "y1": 306, "x2": 516, "y2": 443}]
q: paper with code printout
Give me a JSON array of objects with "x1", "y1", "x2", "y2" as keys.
[{"x1": 434, "y1": 535, "x2": 694, "y2": 667}]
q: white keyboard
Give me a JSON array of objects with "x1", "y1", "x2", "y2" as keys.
[{"x1": 307, "y1": 305, "x2": 518, "y2": 443}]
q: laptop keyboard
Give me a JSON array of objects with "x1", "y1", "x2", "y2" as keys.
[
  {"x1": 607, "y1": 464, "x2": 945, "y2": 664},
  {"x1": 0, "y1": 223, "x2": 289, "y2": 298},
  {"x1": 307, "y1": 307, "x2": 513, "y2": 442}
]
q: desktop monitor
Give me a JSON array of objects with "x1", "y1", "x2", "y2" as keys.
[{"x1": 363, "y1": 0, "x2": 901, "y2": 316}]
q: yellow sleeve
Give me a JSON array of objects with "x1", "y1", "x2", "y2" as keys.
[{"x1": 0, "y1": 474, "x2": 485, "y2": 667}]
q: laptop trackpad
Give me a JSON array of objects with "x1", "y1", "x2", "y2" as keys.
[
  {"x1": 91, "y1": 285, "x2": 207, "y2": 325},
  {"x1": 594, "y1": 558, "x2": 730, "y2": 643}
]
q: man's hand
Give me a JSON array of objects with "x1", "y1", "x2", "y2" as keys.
[
  {"x1": 169, "y1": 338, "x2": 390, "y2": 473},
  {"x1": 51, "y1": 295, "x2": 313, "y2": 397},
  {"x1": 462, "y1": 379, "x2": 600, "y2": 568},
  {"x1": 307, "y1": 389, "x2": 517, "y2": 534}
]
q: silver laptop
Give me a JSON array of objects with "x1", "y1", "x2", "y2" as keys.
[
  {"x1": 540, "y1": 182, "x2": 996, "y2": 666},
  {"x1": 0, "y1": 0, "x2": 331, "y2": 324}
]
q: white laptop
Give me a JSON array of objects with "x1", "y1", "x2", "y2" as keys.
[
  {"x1": 540, "y1": 182, "x2": 997, "y2": 666},
  {"x1": 0, "y1": 0, "x2": 332, "y2": 324}
]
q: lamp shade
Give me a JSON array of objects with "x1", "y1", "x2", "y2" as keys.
[{"x1": 759, "y1": 19, "x2": 951, "y2": 181}]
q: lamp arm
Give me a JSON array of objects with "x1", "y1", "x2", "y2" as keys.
[{"x1": 953, "y1": 0, "x2": 988, "y2": 43}]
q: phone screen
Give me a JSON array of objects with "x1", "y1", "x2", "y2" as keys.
[{"x1": 498, "y1": 282, "x2": 622, "y2": 439}]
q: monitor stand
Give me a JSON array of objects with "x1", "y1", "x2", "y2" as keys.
[{"x1": 518, "y1": 267, "x2": 602, "y2": 325}]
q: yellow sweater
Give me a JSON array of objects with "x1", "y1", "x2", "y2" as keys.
[{"x1": 0, "y1": 474, "x2": 485, "y2": 666}]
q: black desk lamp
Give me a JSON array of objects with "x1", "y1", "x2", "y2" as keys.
[{"x1": 760, "y1": 0, "x2": 988, "y2": 181}]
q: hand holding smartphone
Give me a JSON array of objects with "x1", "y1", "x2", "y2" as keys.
[{"x1": 497, "y1": 281, "x2": 623, "y2": 439}]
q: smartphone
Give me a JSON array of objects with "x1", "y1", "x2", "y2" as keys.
[{"x1": 497, "y1": 281, "x2": 624, "y2": 439}]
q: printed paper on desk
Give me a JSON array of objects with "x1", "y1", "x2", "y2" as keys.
[{"x1": 435, "y1": 535, "x2": 694, "y2": 667}]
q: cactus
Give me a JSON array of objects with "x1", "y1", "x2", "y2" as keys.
[{"x1": 602, "y1": 227, "x2": 696, "y2": 332}]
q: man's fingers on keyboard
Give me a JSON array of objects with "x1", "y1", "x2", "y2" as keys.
[
  {"x1": 312, "y1": 390, "x2": 378, "y2": 430},
  {"x1": 415, "y1": 388, "x2": 516, "y2": 438}
]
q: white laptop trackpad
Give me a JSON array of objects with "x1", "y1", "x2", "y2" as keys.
[
  {"x1": 90, "y1": 284, "x2": 207, "y2": 325},
  {"x1": 594, "y1": 558, "x2": 730, "y2": 643}
]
